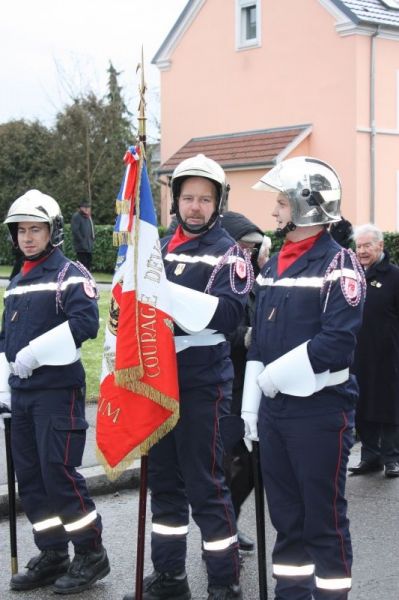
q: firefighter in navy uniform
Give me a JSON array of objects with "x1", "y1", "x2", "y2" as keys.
[
  {"x1": 0, "y1": 190, "x2": 110, "y2": 594},
  {"x1": 241, "y1": 158, "x2": 365, "y2": 600},
  {"x1": 123, "y1": 155, "x2": 251, "y2": 600}
]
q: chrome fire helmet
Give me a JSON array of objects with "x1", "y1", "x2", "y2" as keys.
[
  {"x1": 4, "y1": 189, "x2": 64, "y2": 249},
  {"x1": 170, "y1": 153, "x2": 230, "y2": 234},
  {"x1": 253, "y1": 156, "x2": 341, "y2": 233}
]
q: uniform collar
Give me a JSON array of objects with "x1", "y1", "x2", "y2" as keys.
[
  {"x1": 17, "y1": 248, "x2": 64, "y2": 282},
  {"x1": 276, "y1": 230, "x2": 334, "y2": 277},
  {"x1": 165, "y1": 219, "x2": 226, "y2": 252}
]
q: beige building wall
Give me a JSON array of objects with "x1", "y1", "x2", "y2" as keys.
[{"x1": 158, "y1": 0, "x2": 399, "y2": 231}]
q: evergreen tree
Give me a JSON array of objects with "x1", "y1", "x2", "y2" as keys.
[
  {"x1": 52, "y1": 63, "x2": 135, "y2": 224},
  {"x1": 0, "y1": 120, "x2": 56, "y2": 220},
  {"x1": 0, "y1": 64, "x2": 163, "y2": 226}
]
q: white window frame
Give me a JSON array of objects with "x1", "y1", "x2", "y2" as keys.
[
  {"x1": 235, "y1": 0, "x2": 261, "y2": 50},
  {"x1": 380, "y1": 0, "x2": 399, "y2": 10}
]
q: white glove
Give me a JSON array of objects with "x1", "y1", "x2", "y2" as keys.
[
  {"x1": 241, "y1": 360, "x2": 264, "y2": 452},
  {"x1": 241, "y1": 411, "x2": 258, "y2": 452},
  {"x1": 0, "y1": 391, "x2": 11, "y2": 430},
  {"x1": 10, "y1": 346, "x2": 40, "y2": 379},
  {"x1": 257, "y1": 366, "x2": 279, "y2": 399}
]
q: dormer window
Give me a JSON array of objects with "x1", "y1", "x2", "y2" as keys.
[{"x1": 236, "y1": 0, "x2": 261, "y2": 49}]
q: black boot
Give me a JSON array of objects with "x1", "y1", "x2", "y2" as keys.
[
  {"x1": 237, "y1": 530, "x2": 255, "y2": 552},
  {"x1": 53, "y1": 545, "x2": 110, "y2": 594},
  {"x1": 10, "y1": 549, "x2": 70, "y2": 591},
  {"x1": 207, "y1": 583, "x2": 243, "y2": 600},
  {"x1": 122, "y1": 570, "x2": 191, "y2": 600}
]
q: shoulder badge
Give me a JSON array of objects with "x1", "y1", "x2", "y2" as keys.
[
  {"x1": 83, "y1": 280, "x2": 96, "y2": 298},
  {"x1": 235, "y1": 257, "x2": 247, "y2": 279},
  {"x1": 343, "y1": 277, "x2": 358, "y2": 301}
]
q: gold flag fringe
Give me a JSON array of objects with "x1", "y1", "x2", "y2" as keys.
[
  {"x1": 115, "y1": 199, "x2": 131, "y2": 215},
  {"x1": 114, "y1": 364, "x2": 144, "y2": 388},
  {"x1": 113, "y1": 368, "x2": 179, "y2": 415},
  {"x1": 113, "y1": 231, "x2": 131, "y2": 246},
  {"x1": 96, "y1": 409, "x2": 179, "y2": 481}
]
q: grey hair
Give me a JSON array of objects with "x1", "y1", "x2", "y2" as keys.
[{"x1": 352, "y1": 223, "x2": 383, "y2": 243}]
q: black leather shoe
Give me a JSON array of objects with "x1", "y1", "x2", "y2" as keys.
[
  {"x1": 53, "y1": 545, "x2": 110, "y2": 594},
  {"x1": 348, "y1": 460, "x2": 383, "y2": 475},
  {"x1": 207, "y1": 583, "x2": 243, "y2": 600},
  {"x1": 122, "y1": 569, "x2": 191, "y2": 600},
  {"x1": 10, "y1": 549, "x2": 70, "y2": 591},
  {"x1": 385, "y1": 462, "x2": 399, "y2": 478},
  {"x1": 237, "y1": 530, "x2": 254, "y2": 552}
]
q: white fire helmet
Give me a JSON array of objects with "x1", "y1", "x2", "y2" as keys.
[
  {"x1": 253, "y1": 156, "x2": 341, "y2": 226},
  {"x1": 170, "y1": 154, "x2": 229, "y2": 234},
  {"x1": 4, "y1": 189, "x2": 64, "y2": 247}
]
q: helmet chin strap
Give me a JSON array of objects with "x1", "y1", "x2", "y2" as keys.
[
  {"x1": 23, "y1": 243, "x2": 54, "y2": 262},
  {"x1": 176, "y1": 210, "x2": 219, "y2": 236},
  {"x1": 275, "y1": 221, "x2": 296, "y2": 238}
]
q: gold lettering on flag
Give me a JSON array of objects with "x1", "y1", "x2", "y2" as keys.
[
  {"x1": 140, "y1": 304, "x2": 160, "y2": 378},
  {"x1": 98, "y1": 397, "x2": 121, "y2": 424}
]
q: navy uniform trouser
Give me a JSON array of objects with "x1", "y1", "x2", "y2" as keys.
[
  {"x1": 356, "y1": 418, "x2": 399, "y2": 465},
  {"x1": 148, "y1": 381, "x2": 240, "y2": 587},
  {"x1": 11, "y1": 387, "x2": 102, "y2": 552},
  {"x1": 258, "y1": 397, "x2": 354, "y2": 600}
]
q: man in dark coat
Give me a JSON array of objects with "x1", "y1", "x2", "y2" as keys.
[
  {"x1": 350, "y1": 223, "x2": 399, "y2": 478},
  {"x1": 71, "y1": 201, "x2": 95, "y2": 270},
  {"x1": 220, "y1": 211, "x2": 270, "y2": 553}
]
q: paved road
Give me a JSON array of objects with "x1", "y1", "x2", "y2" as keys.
[
  {"x1": 1, "y1": 435, "x2": 398, "y2": 599},
  {"x1": 1, "y1": 276, "x2": 398, "y2": 598}
]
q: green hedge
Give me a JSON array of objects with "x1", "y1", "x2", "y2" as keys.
[
  {"x1": 0, "y1": 223, "x2": 169, "y2": 273},
  {"x1": 2, "y1": 224, "x2": 399, "y2": 272}
]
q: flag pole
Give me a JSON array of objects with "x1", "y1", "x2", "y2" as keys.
[
  {"x1": 135, "y1": 46, "x2": 148, "y2": 600},
  {"x1": 3, "y1": 415, "x2": 18, "y2": 574}
]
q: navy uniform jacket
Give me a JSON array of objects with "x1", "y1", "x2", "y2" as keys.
[
  {"x1": 248, "y1": 231, "x2": 364, "y2": 414},
  {"x1": 0, "y1": 247, "x2": 99, "y2": 390},
  {"x1": 162, "y1": 220, "x2": 249, "y2": 391}
]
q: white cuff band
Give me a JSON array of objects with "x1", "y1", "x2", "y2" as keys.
[
  {"x1": 267, "y1": 341, "x2": 329, "y2": 397},
  {"x1": 0, "y1": 353, "x2": 11, "y2": 392},
  {"x1": 30, "y1": 322, "x2": 79, "y2": 366},
  {"x1": 168, "y1": 281, "x2": 219, "y2": 334}
]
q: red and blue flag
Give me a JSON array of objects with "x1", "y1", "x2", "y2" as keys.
[{"x1": 96, "y1": 144, "x2": 179, "y2": 477}]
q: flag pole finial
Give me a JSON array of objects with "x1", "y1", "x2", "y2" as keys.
[{"x1": 137, "y1": 46, "x2": 147, "y2": 146}]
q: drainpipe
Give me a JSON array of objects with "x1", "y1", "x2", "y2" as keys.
[{"x1": 369, "y1": 27, "x2": 379, "y2": 223}]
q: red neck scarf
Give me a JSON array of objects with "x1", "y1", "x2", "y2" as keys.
[
  {"x1": 278, "y1": 231, "x2": 323, "y2": 276},
  {"x1": 168, "y1": 224, "x2": 193, "y2": 253},
  {"x1": 21, "y1": 255, "x2": 49, "y2": 276}
]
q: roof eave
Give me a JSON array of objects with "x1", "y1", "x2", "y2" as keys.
[
  {"x1": 152, "y1": 0, "x2": 206, "y2": 69},
  {"x1": 157, "y1": 124, "x2": 313, "y2": 176}
]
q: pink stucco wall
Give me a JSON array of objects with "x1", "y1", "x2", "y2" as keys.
[{"x1": 158, "y1": 0, "x2": 399, "y2": 231}]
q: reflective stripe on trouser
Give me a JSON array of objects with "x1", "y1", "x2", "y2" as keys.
[
  {"x1": 33, "y1": 510, "x2": 97, "y2": 532},
  {"x1": 259, "y1": 400, "x2": 354, "y2": 600},
  {"x1": 272, "y1": 564, "x2": 351, "y2": 598},
  {"x1": 149, "y1": 382, "x2": 240, "y2": 586},
  {"x1": 11, "y1": 387, "x2": 102, "y2": 551}
]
